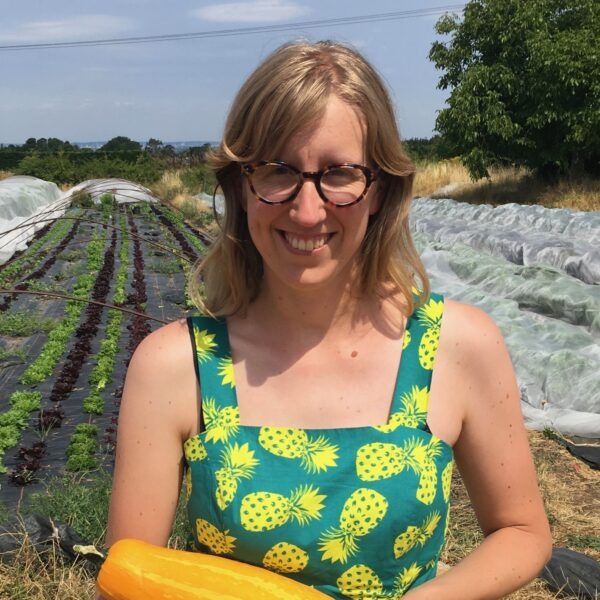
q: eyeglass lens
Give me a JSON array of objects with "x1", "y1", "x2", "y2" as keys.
[{"x1": 250, "y1": 163, "x2": 368, "y2": 205}]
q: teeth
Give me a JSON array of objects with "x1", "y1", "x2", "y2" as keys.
[{"x1": 284, "y1": 233, "x2": 328, "y2": 251}]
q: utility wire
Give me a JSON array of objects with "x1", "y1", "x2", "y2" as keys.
[{"x1": 0, "y1": 5, "x2": 464, "y2": 51}]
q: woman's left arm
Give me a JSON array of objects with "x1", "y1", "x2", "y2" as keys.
[{"x1": 406, "y1": 302, "x2": 552, "y2": 600}]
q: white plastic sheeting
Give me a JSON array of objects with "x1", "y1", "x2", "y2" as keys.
[
  {"x1": 66, "y1": 178, "x2": 159, "y2": 206},
  {"x1": 198, "y1": 191, "x2": 224, "y2": 215},
  {"x1": 0, "y1": 176, "x2": 65, "y2": 265},
  {"x1": 0, "y1": 177, "x2": 158, "y2": 265},
  {"x1": 412, "y1": 197, "x2": 600, "y2": 438}
]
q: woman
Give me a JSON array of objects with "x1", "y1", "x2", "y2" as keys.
[{"x1": 105, "y1": 41, "x2": 552, "y2": 598}]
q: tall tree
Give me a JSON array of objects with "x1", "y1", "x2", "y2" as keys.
[
  {"x1": 100, "y1": 136, "x2": 142, "y2": 163},
  {"x1": 429, "y1": 0, "x2": 600, "y2": 179}
]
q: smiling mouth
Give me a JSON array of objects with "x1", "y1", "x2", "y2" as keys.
[{"x1": 281, "y1": 231, "x2": 332, "y2": 252}]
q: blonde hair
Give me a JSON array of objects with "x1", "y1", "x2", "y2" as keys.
[{"x1": 189, "y1": 40, "x2": 429, "y2": 316}]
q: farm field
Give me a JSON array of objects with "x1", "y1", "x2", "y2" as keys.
[
  {"x1": 0, "y1": 200, "x2": 209, "y2": 509},
  {"x1": 0, "y1": 197, "x2": 598, "y2": 599}
]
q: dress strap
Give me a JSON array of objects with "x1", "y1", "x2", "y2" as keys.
[
  {"x1": 186, "y1": 315, "x2": 237, "y2": 411},
  {"x1": 387, "y1": 292, "x2": 445, "y2": 432}
]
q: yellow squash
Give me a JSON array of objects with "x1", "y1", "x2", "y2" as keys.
[{"x1": 97, "y1": 539, "x2": 329, "y2": 599}]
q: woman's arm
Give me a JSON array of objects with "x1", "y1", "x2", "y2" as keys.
[
  {"x1": 406, "y1": 302, "x2": 552, "y2": 599},
  {"x1": 105, "y1": 319, "x2": 200, "y2": 547}
]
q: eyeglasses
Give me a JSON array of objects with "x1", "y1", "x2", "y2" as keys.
[{"x1": 241, "y1": 161, "x2": 378, "y2": 207}]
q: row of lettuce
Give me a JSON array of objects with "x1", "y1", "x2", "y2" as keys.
[{"x1": 0, "y1": 200, "x2": 205, "y2": 477}]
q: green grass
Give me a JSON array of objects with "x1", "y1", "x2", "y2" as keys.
[
  {"x1": 57, "y1": 249, "x2": 85, "y2": 263},
  {"x1": 564, "y1": 534, "x2": 600, "y2": 551},
  {"x1": 0, "y1": 347, "x2": 27, "y2": 363},
  {"x1": 23, "y1": 469, "x2": 112, "y2": 546},
  {"x1": 24, "y1": 280, "x2": 67, "y2": 295},
  {"x1": 147, "y1": 257, "x2": 181, "y2": 275},
  {"x1": 0, "y1": 311, "x2": 56, "y2": 337},
  {"x1": 16, "y1": 467, "x2": 188, "y2": 549}
]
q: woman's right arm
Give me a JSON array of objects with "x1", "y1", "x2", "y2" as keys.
[{"x1": 105, "y1": 319, "x2": 200, "y2": 547}]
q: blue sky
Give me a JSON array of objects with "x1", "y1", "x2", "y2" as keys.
[{"x1": 0, "y1": 1, "x2": 464, "y2": 144}]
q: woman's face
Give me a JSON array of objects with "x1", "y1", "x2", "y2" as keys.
[{"x1": 243, "y1": 94, "x2": 381, "y2": 295}]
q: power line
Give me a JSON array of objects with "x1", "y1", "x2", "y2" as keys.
[{"x1": 0, "y1": 5, "x2": 464, "y2": 52}]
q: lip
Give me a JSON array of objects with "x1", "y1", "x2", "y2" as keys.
[{"x1": 278, "y1": 230, "x2": 334, "y2": 253}]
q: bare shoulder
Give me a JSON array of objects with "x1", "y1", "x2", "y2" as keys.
[
  {"x1": 439, "y1": 297, "x2": 504, "y2": 349},
  {"x1": 122, "y1": 318, "x2": 199, "y2": 440},
  {"x1": 428, "y1": 298, "x2": 515, "y2": 446},
  {"x1": 130, "y1": 318, "x2": 194, "y2": 374}
]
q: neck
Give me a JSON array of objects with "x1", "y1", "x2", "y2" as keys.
[
  {"x1": 245, "y1": 274, "x2": 406, "y2": 348},
  {"x1": 253, "y1": 279, "x2": 362, "y2": 337}
]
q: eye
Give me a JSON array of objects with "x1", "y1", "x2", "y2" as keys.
[
  {"x1": 322, "y1": 166, "x2": 365, "y2": 186},
  {"x1": 270, "y1": 164, "x2": 293, "y2": 177}
]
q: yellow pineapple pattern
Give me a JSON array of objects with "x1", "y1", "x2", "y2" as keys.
[
  {"x1": 262, "y1": 542, "x2": 309, "y2": 573},
  {"x1": 403, "y1": 329, "x2": 411, "y2": 350},
  {"x1": 415, "y1": 439, "x2": 443, "y2": 505},
  {"x1": 441, "y1": 460, "x2": 453, "y2": 503},
  {"x1": 394, "y1": 562, "x2": 423, "y2": 595},
  {"x1": 218, "y1": 357, "x2": 236, "y2": 388},
  {"x1": 393, "y1": 511, "x2": 441, "y2": 559},
  {"x1": 373, "y1": 386, "x2": 429, "y2": 433},
  {"x1": 215, "y1": 442, "x2": 259, "y2": 510},
  {"x1": 337, "y1": 564, "x2": 384, "y2": 598},
  {"x1": 355, "y1": 437, "x2": 425, "y2": 481},
  {"x1": 258, "y1": 427, "x2": 339, "y2": 473},
  {"x1": 203, "y1": 397, "x2": 240, "y2": 443},
  {"x1": 416, "y1": 298, "x2": 444, "y2": 370},
  {"x1": 193, "y1": 328, "x2": 217, "y2": 363},
  {"x1": 319, "y1": 488, "x2": 388, "y2": 564},
  {"x1": 183, "y1": 436, "x2": 207, "y2": 461},
  {"x1": 241, "y1": 485, "x2": 326, "y2": 532},
  {"x1": 195, "y1": 517, "x2": 236, "y2": 554},
  {"x1": 185, "y1": 468, "x2": 192, "y2": 501}
]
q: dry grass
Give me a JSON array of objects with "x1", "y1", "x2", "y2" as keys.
[
  {"x1": 0, "y1": 170, "x2": 15, "y2": 181},
  {"x1": 0, "y1": 535, "x2": 96, "y2": 599},
  {"x1": 442, "y1": 431, "x2": 600, "y2": 599},
  {"x1": 150, "y1": 169, "x2": 187, "y2": 203},
  {"x1": 149, "y1": 170, "x2": 217, "y2": 234},
  {"x1": 413, "y1": 159, "x2": 473, "y2": 198},
  {"x1": 415, "y1": 160, "x2": 600, "y2": 211}
]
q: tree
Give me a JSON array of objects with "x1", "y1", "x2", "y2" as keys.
[
  {"x1": 403, "y1": 136, "x2": 453, "y2": 164},
  {"x1": 429, "y1": 0, "x2": 600, "y2": 179},
  {"x1": 100, "y1": 136, "x2": 142, "y2": 153},
  {"x1": 145, "y1": 138, "x2": 163, "y2": 154},
  {"x1": 16, "y1": 151, "x2": 76, "y2": 184},
  {"x1": 100, "y1": 136, "x2": 143, "y2": 163}
]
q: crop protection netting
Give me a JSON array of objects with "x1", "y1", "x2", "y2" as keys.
[{"x1": 413, "y1": 197, "x2": 600, "y2": 437}]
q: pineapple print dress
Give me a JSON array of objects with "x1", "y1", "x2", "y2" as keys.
[{"x1": 183, "y1": 293, "x2": 453, "y2": 599}]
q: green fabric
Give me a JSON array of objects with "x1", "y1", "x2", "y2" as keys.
[{"x1": 184, "y1": 292, "x2": 453, "y2": 598}]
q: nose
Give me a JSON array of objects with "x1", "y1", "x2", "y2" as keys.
[{"x1": 289, "y1": 179, "x2": 327, "y2": 227}]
